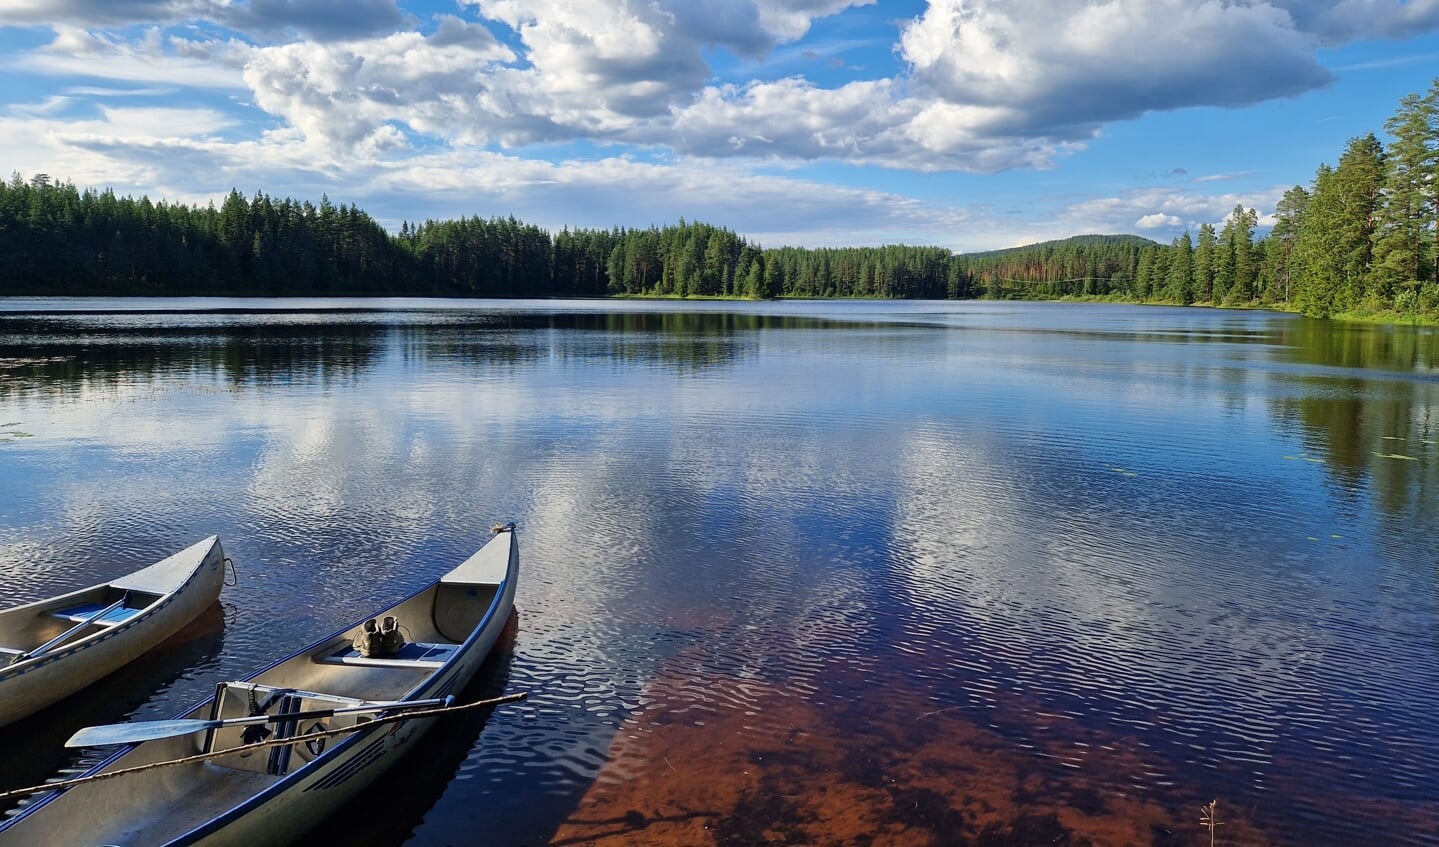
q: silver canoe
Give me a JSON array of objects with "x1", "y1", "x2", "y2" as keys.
[
  {"x1": 0, "y1": 536, "x2": 227, "y2": 729},
  {"x1": 0, "y1": 524, "x2": 518, "y2": 846}
]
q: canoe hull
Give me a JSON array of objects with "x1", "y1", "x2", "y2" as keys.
[
  {"x1": 0, "y1": 537, "x2": 227, "y2": 729},
  {"x1": 0, "y1": 527, "x2": 518, "y2": 847},
  {"x1": 182, "y1": 553, "x2": 516, "y2": 846}
]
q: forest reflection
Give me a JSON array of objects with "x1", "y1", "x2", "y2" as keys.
[
  {"x1": 3, "y1": 301, "x2": 1439, "y2": 845},
  {"x1": 1271, "y1": 317, "x2": 1439, "y2": 539},
  {"x1": 0, "y1": 320, "x2": 387, "y2": 397},
  {"x1": 0, "y1": 310, "x2": 891, "y2": 398},
  {"x1": 1280, "y1": 315, "x2": 1439, "y2": 372},
  {"x1": 4, "y1": 308, "x2": 1436, "y2": 533}
]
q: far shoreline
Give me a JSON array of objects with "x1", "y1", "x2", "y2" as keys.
[{"x1": 2, "y1": 292, "x2": 1436, "y2": 327}]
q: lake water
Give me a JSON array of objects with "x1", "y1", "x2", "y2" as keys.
[{"x1": 1, "y1": 298, "x2": 1437, "y2": 846}]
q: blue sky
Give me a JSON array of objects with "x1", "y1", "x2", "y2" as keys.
[{"x1": 1, "y1": 0, "x2": 1437, "y2": 252}]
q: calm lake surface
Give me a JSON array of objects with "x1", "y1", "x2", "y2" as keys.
[{"x1": 1, "y1": 298, "x2": 1437, "y2": 846}]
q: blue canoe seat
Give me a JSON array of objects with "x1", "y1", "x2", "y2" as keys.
[
  {"x1": 314, "y1": 641, "x2": 459, "y2": 669},
  {"x1": 48, "y1": 603, "x2": 144, "y2": 627}
]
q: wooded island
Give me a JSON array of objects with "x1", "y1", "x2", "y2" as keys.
[{"x1": 2, "y1": 81, "x2": 1436, "y2": 321}]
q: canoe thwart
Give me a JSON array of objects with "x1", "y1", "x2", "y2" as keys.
[
  {"x1": 12, "y1": 597, "x2": 131, "y2": 666},
  {"x1": 48, "y1": 600, "x2": 148, "y2": 627},
  {"x1": 314, "y1": 641, "x2": 460, "y2": 669},
  {"x1": 0, "y1": 529, "x2": 515, "y2": 845},
  {"x1": 0, "y1": 537, "x2": 226, "y2": 729}
]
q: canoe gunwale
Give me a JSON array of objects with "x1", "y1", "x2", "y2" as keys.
[
  {"x1": 2, "y1": 589, "x2": 174, "y2": 679},
  {"x1": 170, "y1": 538, "x2": 517, "y2": 845},
  {"x1": 4, "y1": 531, "x2": 519, "y2": 846},
  {"x1": 0, "y1": 537, "x2": 226, "y2": 728}
]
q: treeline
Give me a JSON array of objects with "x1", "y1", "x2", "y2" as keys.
[
  {"x1": 959, "y1": 235, "x2": 1154, "y2": 300},
  {"x1": 0, "y1": 175, "x2": 623, "y2": 297},
  {"x1": 0, "y1": 175, "x2": 973, "y2": 300},
  {"x1": 0, "y1": 177, "x2": 407, "y2": 296},
  {"x1": 1, "y1": 79, "x2": 1436, "y2": 317},
  {"x1": 988, "y1": 79, "x2": 1439, "y2": 319}
]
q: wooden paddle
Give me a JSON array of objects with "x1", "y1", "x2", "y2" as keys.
[{"x1": 66, "y1": 696, "x2": 453, "y2": 747}]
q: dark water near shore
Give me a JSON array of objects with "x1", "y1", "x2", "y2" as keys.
[{"x1": 1, "y1": 298, "x2": 1437, "y2": 846}]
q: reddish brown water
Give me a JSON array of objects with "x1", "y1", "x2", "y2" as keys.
[{"x1": 2, "y1": 300, "x2": 1438, "y2": 846}]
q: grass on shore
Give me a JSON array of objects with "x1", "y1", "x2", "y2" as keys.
[{"x1": 614, "y1": 291, "x2": 1439, "y2": 326}]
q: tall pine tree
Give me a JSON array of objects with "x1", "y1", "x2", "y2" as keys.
[
  {"x1": 1371, "y1": 82, "x2": 1438, "y2": 312},
  {"x1": 1292, "y1": 135, "x2": 1386, "y2": 317}
]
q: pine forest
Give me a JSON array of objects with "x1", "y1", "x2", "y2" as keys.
[{"x1": 2, "y1": 80, "x2": 1437, "y2": 321}]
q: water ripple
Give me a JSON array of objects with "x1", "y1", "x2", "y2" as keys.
[{"x1": 4, "y1": 302, "x2": 1439, "y2": 846}]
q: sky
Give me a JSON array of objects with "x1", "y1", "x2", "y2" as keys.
[{"x1": 1, "y1": 1, "x2": 1437, "y2": 253}]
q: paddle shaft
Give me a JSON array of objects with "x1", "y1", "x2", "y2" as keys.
[
  {"x1": 67, "y1": 696, "x2": 452, "y2": 747},
  {"x1": 207, "y1": 696, "x2": 453, "y2": 730},
  {"x1": 4, "y1": 692, "x2": 527, "y2": 802},
  {"x1": 11, "y1": 597, "x2": 128, "y2": 665}
]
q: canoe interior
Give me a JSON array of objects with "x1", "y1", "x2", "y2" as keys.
[
  {"x1": 0, "y1": 587, "x2": 164, "y2": 660},
  {"x1": 2, "y1": 572, "x2": 505, "y2": 846},
  {"x1": 245, "y1": 581, "x2": 499, "y2": 700},
  {"x1": 203, "y1": 686, "x2": 380, "y2": 776},
  {"x1": 0, "y1": 537, "x2": 225, "y2": 734}
]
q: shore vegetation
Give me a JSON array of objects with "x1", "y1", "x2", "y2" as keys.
[{"x1": 3, "y1": 80, "x2": 1436, "y2": 324}]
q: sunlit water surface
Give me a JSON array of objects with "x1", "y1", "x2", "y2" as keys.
[{"x1": 1, "y1": 298, "x2": 1437, "y2": 846}]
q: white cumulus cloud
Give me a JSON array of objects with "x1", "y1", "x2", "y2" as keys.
[
  {"x1": 9, "y1": 1, "x2": 1439, "y2": 172},
  {"x1": 0, "y1": 0, "x2": 410, "y2": 41},
  {"x1": 1064, "y1": 186, "x2": 1287, "y2": 238},
  {"x1": 243, "y1": 20, "x2": 516, "y2": 151},
  {"x1": 2, "y1": 0, "x2": 1438, "y2": 252},
  {"x1": 899, "y1": 0, "x2": 1332, "y2": 142},
  {"x1": 1136, "y1": 213, "x2": 1184, "y2": 229},
  {"x1": 1273, "y1": 0, "x2": 1439, "y2": 41}
]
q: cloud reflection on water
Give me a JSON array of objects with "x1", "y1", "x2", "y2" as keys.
[{"x1": 2, "y1": 301, "x2": 1438, "y2": 844}]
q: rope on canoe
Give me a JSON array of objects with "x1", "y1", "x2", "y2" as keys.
[{"x1": 0, "y1": 691, "x2": 527, "y2": 803}]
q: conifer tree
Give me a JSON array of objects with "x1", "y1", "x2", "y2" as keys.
[
  {"x1": 1292, "y1": 135, "x2": 1385, "y2": 316},
  {"x1": 1194, "y1": 224, "x2": 1216, "y2": 303},
  {"x1": 1164, "y1": 232, "x2": 1194, "y2": 303},
  {"x1": 1371, "y1": 84, "x2": 1438, "y2": 311},
  {"x1": 1219, "y1": 205, "x2": 1259, "y2": 304},
  {"x1": 1267, "y1": 185, "x2": 1309, "y2": 304}
]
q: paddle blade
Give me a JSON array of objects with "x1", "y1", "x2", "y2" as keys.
[
  {"x1": 64, "y1": 697, "x2": 450, "y2": 748},
  {"x1": 67, "y1": 718, "x2": 217, "y2": 748}
]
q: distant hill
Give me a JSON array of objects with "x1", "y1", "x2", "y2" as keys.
[
  {"x1": 954, "y1": 234, "x2": 1158, "y2": 299},
  {"x1": 961, "y1": 233, "x2": 1159, "y2": 259}
]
